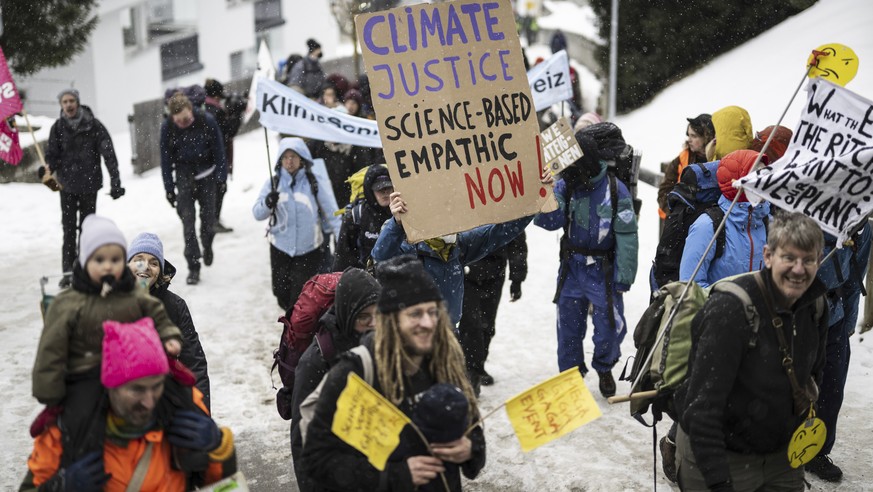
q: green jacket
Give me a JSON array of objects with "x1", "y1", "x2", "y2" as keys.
[{"x1": 33, "y1": 269, "x2": 181, "y2": 405}]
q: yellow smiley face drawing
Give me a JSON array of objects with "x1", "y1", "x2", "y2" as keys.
[
  {"x1": 807, "y1": 43, "x2": 859, "y2": 87},
  {"x1": 787, "y1": 417, "x2": 827, "y2": 468}
]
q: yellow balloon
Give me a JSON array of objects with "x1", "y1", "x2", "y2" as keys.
[
  {"x1": 787, "y1": 417, "x2": 827, "y2": 468},
  {"x1": 807, "y1": 43, "x2": 859, "y2": 87}
]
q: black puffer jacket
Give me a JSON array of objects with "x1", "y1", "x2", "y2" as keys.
[
  {"x1": 150, "y1": 260, "x2": 211, "y2": 411},
  {"x1": 674, "y1": 270, "x2": 828, "y2": 489},
  {"x1": 333, "y1": 165, "x2": 393, "y2": 272},
  {"x1": 45, "y1": 106, "x2": 120, "y2": 194}
]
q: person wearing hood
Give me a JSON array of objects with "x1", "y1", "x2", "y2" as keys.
[
  {"x1": 127, "y1": 232, "x2": 211, "y2": 410},
  {"x1": 679, "y1": 149, "x2": 772, "y2": 288},
  {"x1": 333, "y1": 164, "x2": 394, "y2": 272},
  {"x1": 534, "y1": 132, "x2": 639, "y2": 398},
  {"x1": 45, "y1": 89, "x2": 124, "y2": 288},
  {"x1": 708, "y1": 105, "x2": 754, "y2": 161},
  {"x1": 253, "y1": 137, "x2": 341, "y2": 311},
  {"x1": 290, "y1": 267, "x2": 381, "y2": 492}
]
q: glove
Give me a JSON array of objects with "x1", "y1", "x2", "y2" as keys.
[
  {"x1": 217, "y1": 181, "x2": 227, "y2": 194},
  {"x1": 265, "y1": 191, "x2": 280, "y2": 209},
  {"x1": 110, "y1": 186, "x2": 125, "y2": 199},
  {"x1": 166, "y1": 191, "x2": 177, "y2": 208},
  {"x1": 38, "y1": 166, "x2": 47, "y2": 179},
  {"x1": 510, "y1": 281, "x2": 522, "y2": 302},
  {"x1": 57, "y1": 450, "x2": 111, "y2": 492},
  {"x1": 166, "y1": 410, "x2": 222, "y2": 451}
]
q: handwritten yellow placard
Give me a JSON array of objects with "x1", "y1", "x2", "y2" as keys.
[
  {"x1": 331, "y1": 372, "x2": 411, "y2": 470},
  {"x1": 505, "y1": 368, "x2": 601, "y2": 452}
]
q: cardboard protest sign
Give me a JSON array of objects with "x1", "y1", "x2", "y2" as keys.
[
  {"x1": 331, "y1": 372, "x2": 411, "y2": 471},
  {"x1": 540, "y1": 117, "x2": 581, "y2": 175},
  {"x1": 257, "y1": 79, "x2": 381, "y2": 148},
  {"x1": 504, "y1": 367, "x2": 601, "y2": 452},
  {"x1": 356, "y1": 0, "x2": 555, "y2": 242},
  {"x1": 738, "y1": 78, "x2": 873, "y2": 243},
  {"x1": 528, "y1": 50, "x2": 573, "y2": 111}
]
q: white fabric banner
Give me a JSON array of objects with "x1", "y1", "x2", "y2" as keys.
[
  {"x1": 738, "y1": 78, "x2": 873, "y2": 244},
  {"x1": 256, "y1": 79, "x2": 382, "y2": 148},
  {"x1": 527, "y1": 50, "x2": 573, "y2": 111}
]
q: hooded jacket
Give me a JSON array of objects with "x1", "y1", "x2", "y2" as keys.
[
  {"x1": 334, "y1": 165, "x2": 393, "y2": 271},
  {"x1": 680, "y1": 150, "x2": 771, "y2": 288},
  {"x1": 817, "y1": 224, "x2": 873, "y2": 328},
  {"x1": 45, "y1": 105, "x2": 120, "y2": 194},
  {"x1": 372, "y1": 215, "x2": 533, "y2": 325},
  {"x1": 149, "y1": 259, "x2": 211, "y2": 410},
  {"x1": 674, "y1": 270, "x2": 828, "y2": 489},
  {"x1": 160, "y1": 108, "x2": 227, "y2": 193},
  {"x1": 711, "y1": 106, "x2": 753, "y2": 160},
  {"x1": 33, "y1": 264, "x2": 182, "y2": 405},
  {"x1": 534, "y1": 161, "x2": 639, "y2": 290},
  {"x1": 302, "y1": 333, "x2": 486, "y2": 492},
  {"x1": 252, "y1": 138, "x2": 341, "y2": 257},
  {"x1": 290, "y1": 268, "x2": 381, "y2": 492}
]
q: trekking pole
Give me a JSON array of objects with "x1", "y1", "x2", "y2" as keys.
[{"x1": 613, "y1": 57, "x2": 826, "y2": 405}]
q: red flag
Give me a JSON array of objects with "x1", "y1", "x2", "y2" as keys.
[
  {"x1": 0, "y1": 118, "x2": 23, "y2": 165},
  {"x1": 0, "y1": 47, "x2": 24, "y2": 121}
]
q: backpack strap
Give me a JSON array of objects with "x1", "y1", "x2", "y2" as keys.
[
  {"x1": 349, "y1": 345, "x2": 374, "y2": 386},
  {"x1": 704, "y1": 206, "x2": 726, "y2": 259},
  {"x1": 125, "y1": 441, "x2": 155, "y2": 492},
  {"x1": 315, "y1": 329, "x2": 336, "y2": 362},
  {"x1": 351, "y1": 201, "x2": 364, "y2": 226},
  {"x1": 711, "y1": 279, "x2": 760, "y2": 348}
]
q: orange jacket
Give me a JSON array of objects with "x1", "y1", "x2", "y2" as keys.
[{"x1": 22, "y1": 389, "x2": 235, "y2": 491}]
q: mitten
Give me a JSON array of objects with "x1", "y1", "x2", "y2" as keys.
[
  {"x1": 166, "y1": 190, "x2": 177, "y2": 208},
  {"x1": 166, "y1": 410, "x2": 222, "y2": 451},
  {"x1": 49, "y1": 450, "x2": 111, "y2": 492},
  {"x1": 510, "y1": 281, "x2": 522, "y2": 302},
  {"x1": 265, "y1": 191, "x2": 280, "y2": 209},
  {"x1": 110, "y1": 186, "x2": 125, "y2": 199}
]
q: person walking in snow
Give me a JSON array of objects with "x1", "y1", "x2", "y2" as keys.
[
  {"x1": 289, "y1": 38, "x2": 326, "y2": 99},
  {"x1": 128, "y1": 232, "x2": 211, "y2": 410},
  {"x1": 657, "y1": 114, "x2": 714, "y2": 226},
  {"x1": 332, "y1": 164, "x2": 394, "y2": 272},
  {"x1": 290, "y1": 267, "x2": 381, "y2": 492},
  {"x1": 253, "y1": 137, "x2": 340, "y2": 311},
  {"x1": 160, "y1": 92, "x2": 227, "y2": 285},
  {"x1": 45, "y1": 89, "x2": 124, "y2": 288},
  {"x1": 302, "y1": 255, "x2": 485, "y2": 491},
  {"x1": 204, "y1": 78, "x2": 243, "y2": 233},
  {"x1": 534, "y1": 132, "x2": 638, "y2": 399}
]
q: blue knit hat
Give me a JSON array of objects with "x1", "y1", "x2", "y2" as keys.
[{"x1": 127, "y1": 233, "x2": 165, "y2": 272}]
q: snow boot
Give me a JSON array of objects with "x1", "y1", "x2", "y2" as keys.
[
  {"x1": 597, "y1": 371, "x2": 616, "y2": 398},
  {"x1": 806, "y1": 455, "x2": 842, "y2": 482},
  {"x1": 660, "y1": 436, "x2": 678, "y2": 483}
]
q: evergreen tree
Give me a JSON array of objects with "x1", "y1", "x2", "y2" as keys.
[
  {"x1": 588, "y1": 0, "x2": 816, "y2": 113},
  {"x1": 0, "y1": 0, "x2": 98, "y2": 76}
]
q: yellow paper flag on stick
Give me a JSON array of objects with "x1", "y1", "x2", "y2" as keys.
[
  {"x1": 331, "y1": 372, "x2": 411, "y2": 471},
  {"x1": 505, "y1": 368, "x2": 601, "y2": 452}
]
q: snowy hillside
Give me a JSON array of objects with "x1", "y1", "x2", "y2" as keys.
[{"x1": 2, "y1": 0, "x2": 873, "y2": 490}]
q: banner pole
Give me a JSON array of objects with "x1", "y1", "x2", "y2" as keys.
[
  {"x1": 463, "y1": 402, "x2": 507, "y2": 436},
  {"x1": 21, "y1": 107, "x2": 47, "y2": 167}
]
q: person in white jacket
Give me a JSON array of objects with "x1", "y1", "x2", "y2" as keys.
[{"x1": 253, "y1": 137, "x2": 340, "y2": 311}]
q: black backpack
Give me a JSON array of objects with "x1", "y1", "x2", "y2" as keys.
[
  {"x1": 579, "y1": 122, "x2": 642, "y2": 215},
  {"x1": 651, "y1": 161, "x2": 727, "y2": 289}
]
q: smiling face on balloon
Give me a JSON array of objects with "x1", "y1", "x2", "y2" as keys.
[{"x1": 808, "y1": 43, "x2": 859, "y2": 86}]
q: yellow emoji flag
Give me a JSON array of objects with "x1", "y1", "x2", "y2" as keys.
[
  {"x1": 331, "y1": 372, "x2": 411, "y2": 471},
  {"x1": 505, "y1": 368, "x2": 601, "y2": 452},
  {"x1": 808, "y1": 43, "x2": 859, "y2": 87}
]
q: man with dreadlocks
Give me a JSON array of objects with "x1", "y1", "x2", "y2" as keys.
[{"x1": 302, "y1": 255, "x2": 485, "y2": 491}]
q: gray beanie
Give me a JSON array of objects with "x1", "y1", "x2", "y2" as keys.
[
  {"x1": 128, "y1": 232, "x2": 165, "y2": 272},
  {"x1": 57, "y1": 88, "x2": 80, "y2": 103},
  {"x1": 78, "y1": 215, "x2": 127, "y2": 267}
]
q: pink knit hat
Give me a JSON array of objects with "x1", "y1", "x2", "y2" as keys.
[{"x1": 101, "y1": 317, "x2": 169, "y2": 388}]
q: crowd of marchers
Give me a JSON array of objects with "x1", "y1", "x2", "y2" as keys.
[{"x1": 22, "y1": 36, "x2": 873, "y2": 491}]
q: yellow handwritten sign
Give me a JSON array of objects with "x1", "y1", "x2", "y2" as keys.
[
  {"x1": 808, "y1": 43, "x2": 859, "y2": 87},
  {"x1": 331, "y1": 372, "x2": 411, "y2": 471},
  {"x1": 504, "y1": 368, "x2": 601, "y2": 452},
  {"x1": 788, "y1": 416, "x2": 827, "y2": 468}
]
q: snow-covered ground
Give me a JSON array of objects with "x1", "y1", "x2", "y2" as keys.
[{"x1": 3, "y1": 0, "x2": 873, "y2": 490}]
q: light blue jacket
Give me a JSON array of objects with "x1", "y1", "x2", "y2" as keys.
[
  {"x1": 679, "y1": 195, "x2": 769, "y2": 288},
  {"x1": 253, "y1": 138, "x2": 341, "y2": 257}
]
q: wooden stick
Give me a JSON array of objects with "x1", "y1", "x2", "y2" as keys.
[
  {"x1": 607, "y1": 389, "x2": 658, "y2": 405},
  {"x1": 21, "y1": 107, "x2": 47, "y2": 167},
  {"x1": 463, "y1": 402, "x2": 506, "y2": 437}
]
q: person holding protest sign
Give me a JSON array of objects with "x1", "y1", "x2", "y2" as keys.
[
  {"x1": 45, "y1": 89, "x2": 124, "y2": 288},
  {"x1": 673, "y1": 212, "x2": 829, "y2": 491},
  {"x1": 253, "y1": 137, "x2": 340, "y2": 311},
  {"x1": 657, "y1": 114, "x2": 714, "y2": 223},
  {"x1": 534, "y1": 132, "x2": 638, "y2": 398},
  {"x1": 372, "y1": 192, "x2": 534, "y2": 327},
  {"x1": 301, "y1": 255, "x2": 485, "y2": 491}
]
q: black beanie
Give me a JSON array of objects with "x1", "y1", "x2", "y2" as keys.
[
  {"x1": 375, "y1": 255, "x2": 442, "y2": 313},
  {"x1": 306, "y1": 38, "x2": 322, "y2": 54},
  {"x1": 412, "y1": 383, "x2": 469, "y2": 443},
  {"x1": 204, "y1": 78, "x2": 225, "y2": 99}
]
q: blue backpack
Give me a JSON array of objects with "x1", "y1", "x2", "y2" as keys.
[{"x1": 652, "y1": 161, "x2": 725, "y2": 288}]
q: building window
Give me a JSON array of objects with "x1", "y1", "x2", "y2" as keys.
[
  {"x1": 160, "y1": 34, "x2": 204, "y2": 80},
  {"x1": 254, "y1": 0, "x2": 284, "y2": 32}
]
